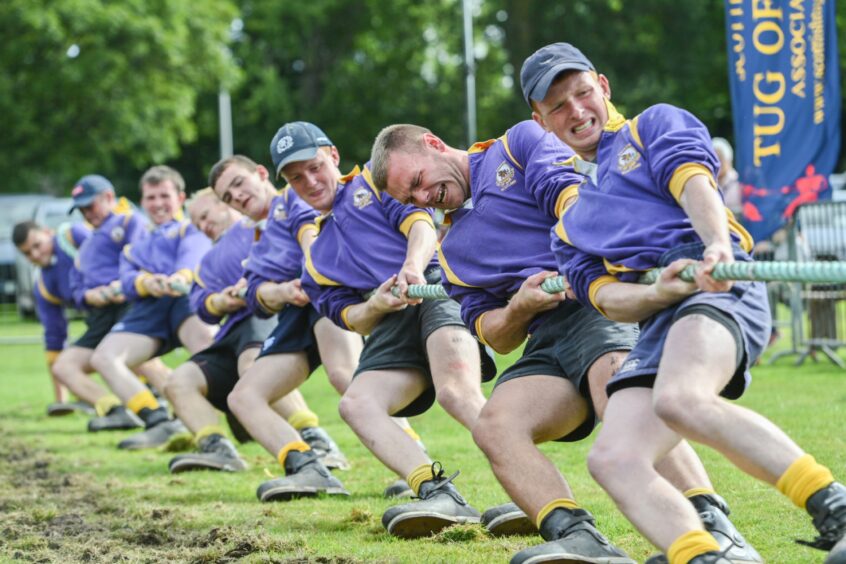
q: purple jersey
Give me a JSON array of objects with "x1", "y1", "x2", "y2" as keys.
[
  {"x1": 36, "y1": 223, "x2": 91, "y2": 351},
  {"x1": 190, "y1": 218, "x2": 255, "y2": 340},
  {"x1": 120, "y1": 219, "x2": 212, "y2": 302},
  {"x1": 301, "y1": 164, "x2": 436, "y2": 329},
  {"x1": 438, "y1": 121, "x2": 582, "y2": 342},
  {"x1": 243, "y1": 188, "x2": 319, "y2": 317},
  {"x1": 552, "y1": 102, "x2": 753, "y2": 314},
  {"x1": 70, "y1": 199, "x2": 148, "y2": 308}
]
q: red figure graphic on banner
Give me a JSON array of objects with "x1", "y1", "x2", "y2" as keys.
[
  {"x1": 782, "y1": 164, "x2": 828, "y2": 218},
  {"x1": 741, "y1": 183, "x2": 768, "y2": 222}
]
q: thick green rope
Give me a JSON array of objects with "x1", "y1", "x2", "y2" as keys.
[{"x1": 395, "y1": 261, "x2": 846, "y2": 300}]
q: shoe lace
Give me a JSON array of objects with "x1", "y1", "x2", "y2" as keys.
[{"x1": 415, "y1": 462, "x2": 464, "y2": 503}]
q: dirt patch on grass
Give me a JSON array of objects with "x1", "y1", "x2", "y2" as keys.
[{"x1": 0, "y1": 438, "x2": 312, "y2": 563}]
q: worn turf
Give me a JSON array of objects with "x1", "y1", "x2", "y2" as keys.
[{"x1": 0, "y1": 315, "x2": 843, "y2": 563}]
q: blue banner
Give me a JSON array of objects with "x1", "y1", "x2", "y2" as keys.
[{"x1": 724, "y1": 0, "x2": 840, "y2": 242}]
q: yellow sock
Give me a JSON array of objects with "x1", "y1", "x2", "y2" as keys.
[
  {"x1": 776, "y1": 454, "x2": 835, "y2": 508},
  {"x1": 403, "y1": 427, "x2": 421, "y2": 442},
  {"x1": 683, "y1": 488, "x2": 716, "y2": 499},
  {"x1": 94, "y1": 395, "x2": 121, "y2": 417},
  {"x1": 535, "y1": 498, "x2": 579, "y2": 529},
  {"x1": 406, "y1": 463, "x2": 435, "y2": 495},
  {"x1": 195, "y1": 425, "x2": 227, "y2": 443},
  {"x1": 668, "y1": 530, "x2": 720, "y2": 564},
  {"x1": 287, "y1": 409, "x2": 319, "y2": 430},
  {"x1": 126, "y1": 389, "x2": 160, "y2": 415},
  {"x1": 277, "y1": 440, "x2": 311, "y2": 467}
]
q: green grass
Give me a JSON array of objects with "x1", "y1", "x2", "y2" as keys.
[{"x1": 0, "y1": 315, "x2": 844, "y2": 563}]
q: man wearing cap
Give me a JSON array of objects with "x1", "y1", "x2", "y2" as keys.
[
  {"x1": 89, "y1": 165, "x2": 215, "y2": 450},
  {"x1": 52, "y1": 174, "x2": 168, "y2": 431},
  {"x1": 13, "y1": 219, "x2": 94, "y2": 415},
  {"x1": 209, "y1": 151, "x2": 359, "y2": 498},
  {"x1": 522, "y1": 42, "x2": 846, "y2": 564},
  {"x1": 164, "y1": 189, "x2": 327, "y2": 473},
  {"x1": 371, "y1": 119, "x2": 761, "y2": 562},
  {"x1": 273, "y1": 121, "x2": 496, "y2": 538}
]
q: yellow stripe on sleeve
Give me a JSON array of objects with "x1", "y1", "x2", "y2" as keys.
[
  {"x1": 588, "y1": 275, "x2": 618, "y2": 318},
  {"x1": 474, "y1": 312, "x2": 491, "y2": 347},
  {"x1": 297, "y1": 223, "x2": 318, "y2": 244},
  {"x1": 37, "y1": 277, "x2": 62, "y2": 305},
  {"x1": 668, "y1": 163, "x2": 716, "y2": 203},
  {"x1": 554, "y1": 184, "x2": 580, "y2": 218},
  {"x1": 399, "y1": 211, "x2": 435, "y2": 237}
]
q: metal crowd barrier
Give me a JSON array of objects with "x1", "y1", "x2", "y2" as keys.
[{"x1": 768, "y1": 200, "x2": 846, "y2": 368}]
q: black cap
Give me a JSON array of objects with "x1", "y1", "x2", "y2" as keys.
[
  {"x1": 520, "y1": 42, "x2": 594, "y2": 107},
  {"x1": 269, "y1": 122, "x2": 333, "y2": 179}
]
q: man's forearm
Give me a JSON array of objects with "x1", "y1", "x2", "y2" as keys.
[
  {"x1": 478, "y1": 305, "x2": 535, "y2": 354},
  {"x1": 595, "y1": 282, "x2": 680, "y2": 323},
  {"x1": 680, "y1": 175, "x2": 732, "y2": 248},
  {"x1": 403, "y1": 221, "x2": 437, "y2": 272}
]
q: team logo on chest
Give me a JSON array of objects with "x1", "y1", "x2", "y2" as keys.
[
  {"x1": 353, "y1": 187, "x2": 373, "y2": 209},
  {"x1": 110, "y1": 226, "x2": 125, "y2": 243},
  {"x1": 617, "y1": 144, "x2": 641, "y2": 174},
  {"x1": 496, "y1": 161, "x2": 516, "y2": 191},
  {"x1": 273, "y1": 202, "x2": 287, "y2": 221}
]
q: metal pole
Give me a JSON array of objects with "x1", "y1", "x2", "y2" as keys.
[
  {"x1": 462, "y1": 0, "x2": 477, "y2": 146},
  {"x1": 218, "y1": 89, "x2": 233, "y2": 159}
]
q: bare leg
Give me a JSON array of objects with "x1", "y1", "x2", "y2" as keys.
[
  {"x1": 472, "y1": 375, "x2": 588, "y2": 519},
  {"x1": 588, "y1": 387, "x2": 701, "y2": 550},
  {"x1": 313, "y1": 318, "x2": 361, "y2": 394},
  {"x1": 338, "y1": 368, "x2": 431, "y2": 477},
  {"x1": 654, "y1": 315, "x2": 804, "y2": 483},
  {"x1": 132, "y1": 357, "x2": 171, "y2": 394},
  {"x1": 164, "y1": 361, "x2": 218, "y2": 433},
  {"x1": 177, "y1": 315, "x2": 216, "y2": 354},
  {"x1": 90, "y1": 333, "x2": 160, "y2": 402},
  {"x1": 426, "y1": 325, "x2": 486, "y2": 430},
  {"x1": 227, "y1": 353, "x2": 311, "y2": 457},
  {"x1": 52, "y1": 347, "x2": 110, "y2": 405}
]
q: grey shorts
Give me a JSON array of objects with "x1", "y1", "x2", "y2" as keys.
[
  {"x1": 496, "y1": 300, "x2": 639, "y2": 442},
  {"x1": 355, "y1": 266, "x2": 496, "y2": 417}
]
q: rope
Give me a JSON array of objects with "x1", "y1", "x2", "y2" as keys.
[{"x1": 392, "y1": 261, "x2": 846, "y2": 300}]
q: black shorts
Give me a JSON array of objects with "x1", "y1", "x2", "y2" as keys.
[
  {"x1": 354, "y1": 289, "x2": 495, "y2": 418},
  {"x1": 74, "y1": 303, "x2": 129, "y2": 350},
  {"x1": 256, "y1": 304, "x2": 322, "y2": 373},
  {"x1": 496, "y1": 301, "x2": 638, "y2": 442},
  {"x1": 193, "y1": 315, "x2": 278, "y2": 413}
]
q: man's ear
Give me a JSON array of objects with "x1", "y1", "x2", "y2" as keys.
[
  {"x1": 422, "y1": 132, "x2": 446, "y2": 152},
  {"x1": 531, "y1": 111, "x2": 550, "y2": 132},
  {"x1": 256, "y1": 164, "x2": 269, "y2": 181},
  {"x1": 329, "y1": 146, "x2": 340, "y2": 166}
]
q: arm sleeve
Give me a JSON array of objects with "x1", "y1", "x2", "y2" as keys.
[
  {"x1": 301, "y1": 271, "x2": 362, "y2": 330},
  {"x1": 69, "y1": 223, "x2": 91, "y2": 248},
  {"x1": 118, "y1": 247, "x2": 144, "y2": 301},
  {"x1": 286, "y1": 194, "x2": 320, "y2": 241},
  {"x1": 555, "y1": 240, "x2": 612, "y2": 312},
  {"x1": 382, "y1": 194, "x2": 436, "y2": 235},
  {"x1": 70, "y1": 260, "x2": 86, "y2": 309},
  {"x1": 189, "y1": 264, "x2": 223, "y2": 326},
  {"x1": 35, "y1": 281, "x2": 67, "y2": 352},
  {"x1": 443, "y1": 281, "x2": 508, "y2": 340},
  {"x1": 244, "y1": 269, "x2": 276, "y2": 318},
  {"x1": 637, "y1": 104, "x2": 720, "y2": 202},
  {"x1": 520, "y1": 133, "x2": 583, "y2": 219},
  {"x1": 174, "y1": 225, "x2": 213, "y2": 275}
]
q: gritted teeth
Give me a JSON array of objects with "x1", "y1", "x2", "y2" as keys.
[
  {"x1": 573, "y1": 118, "x2": 593, "y2": 134},
  {"x1": 436, "y1": 186, "x2": 446, "y2": 204}
]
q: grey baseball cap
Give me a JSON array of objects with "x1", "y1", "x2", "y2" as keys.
[
  {"x1": 520, "y1": 43, "x2": 595, "y2": 107},
  {"x1": 69, "y1": 174, "x2": 114, "y2": 212},
  {"x1": 269, "y1": 121, "x2": 334, "y2": 179}
]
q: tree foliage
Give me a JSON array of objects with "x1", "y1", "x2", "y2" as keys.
[
  {"x1": 0, "y1": 0, "x2": 239, "y2": 194},
  {"x1": 0, "y1": 0, "x2": 843, "y2": 195}
]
